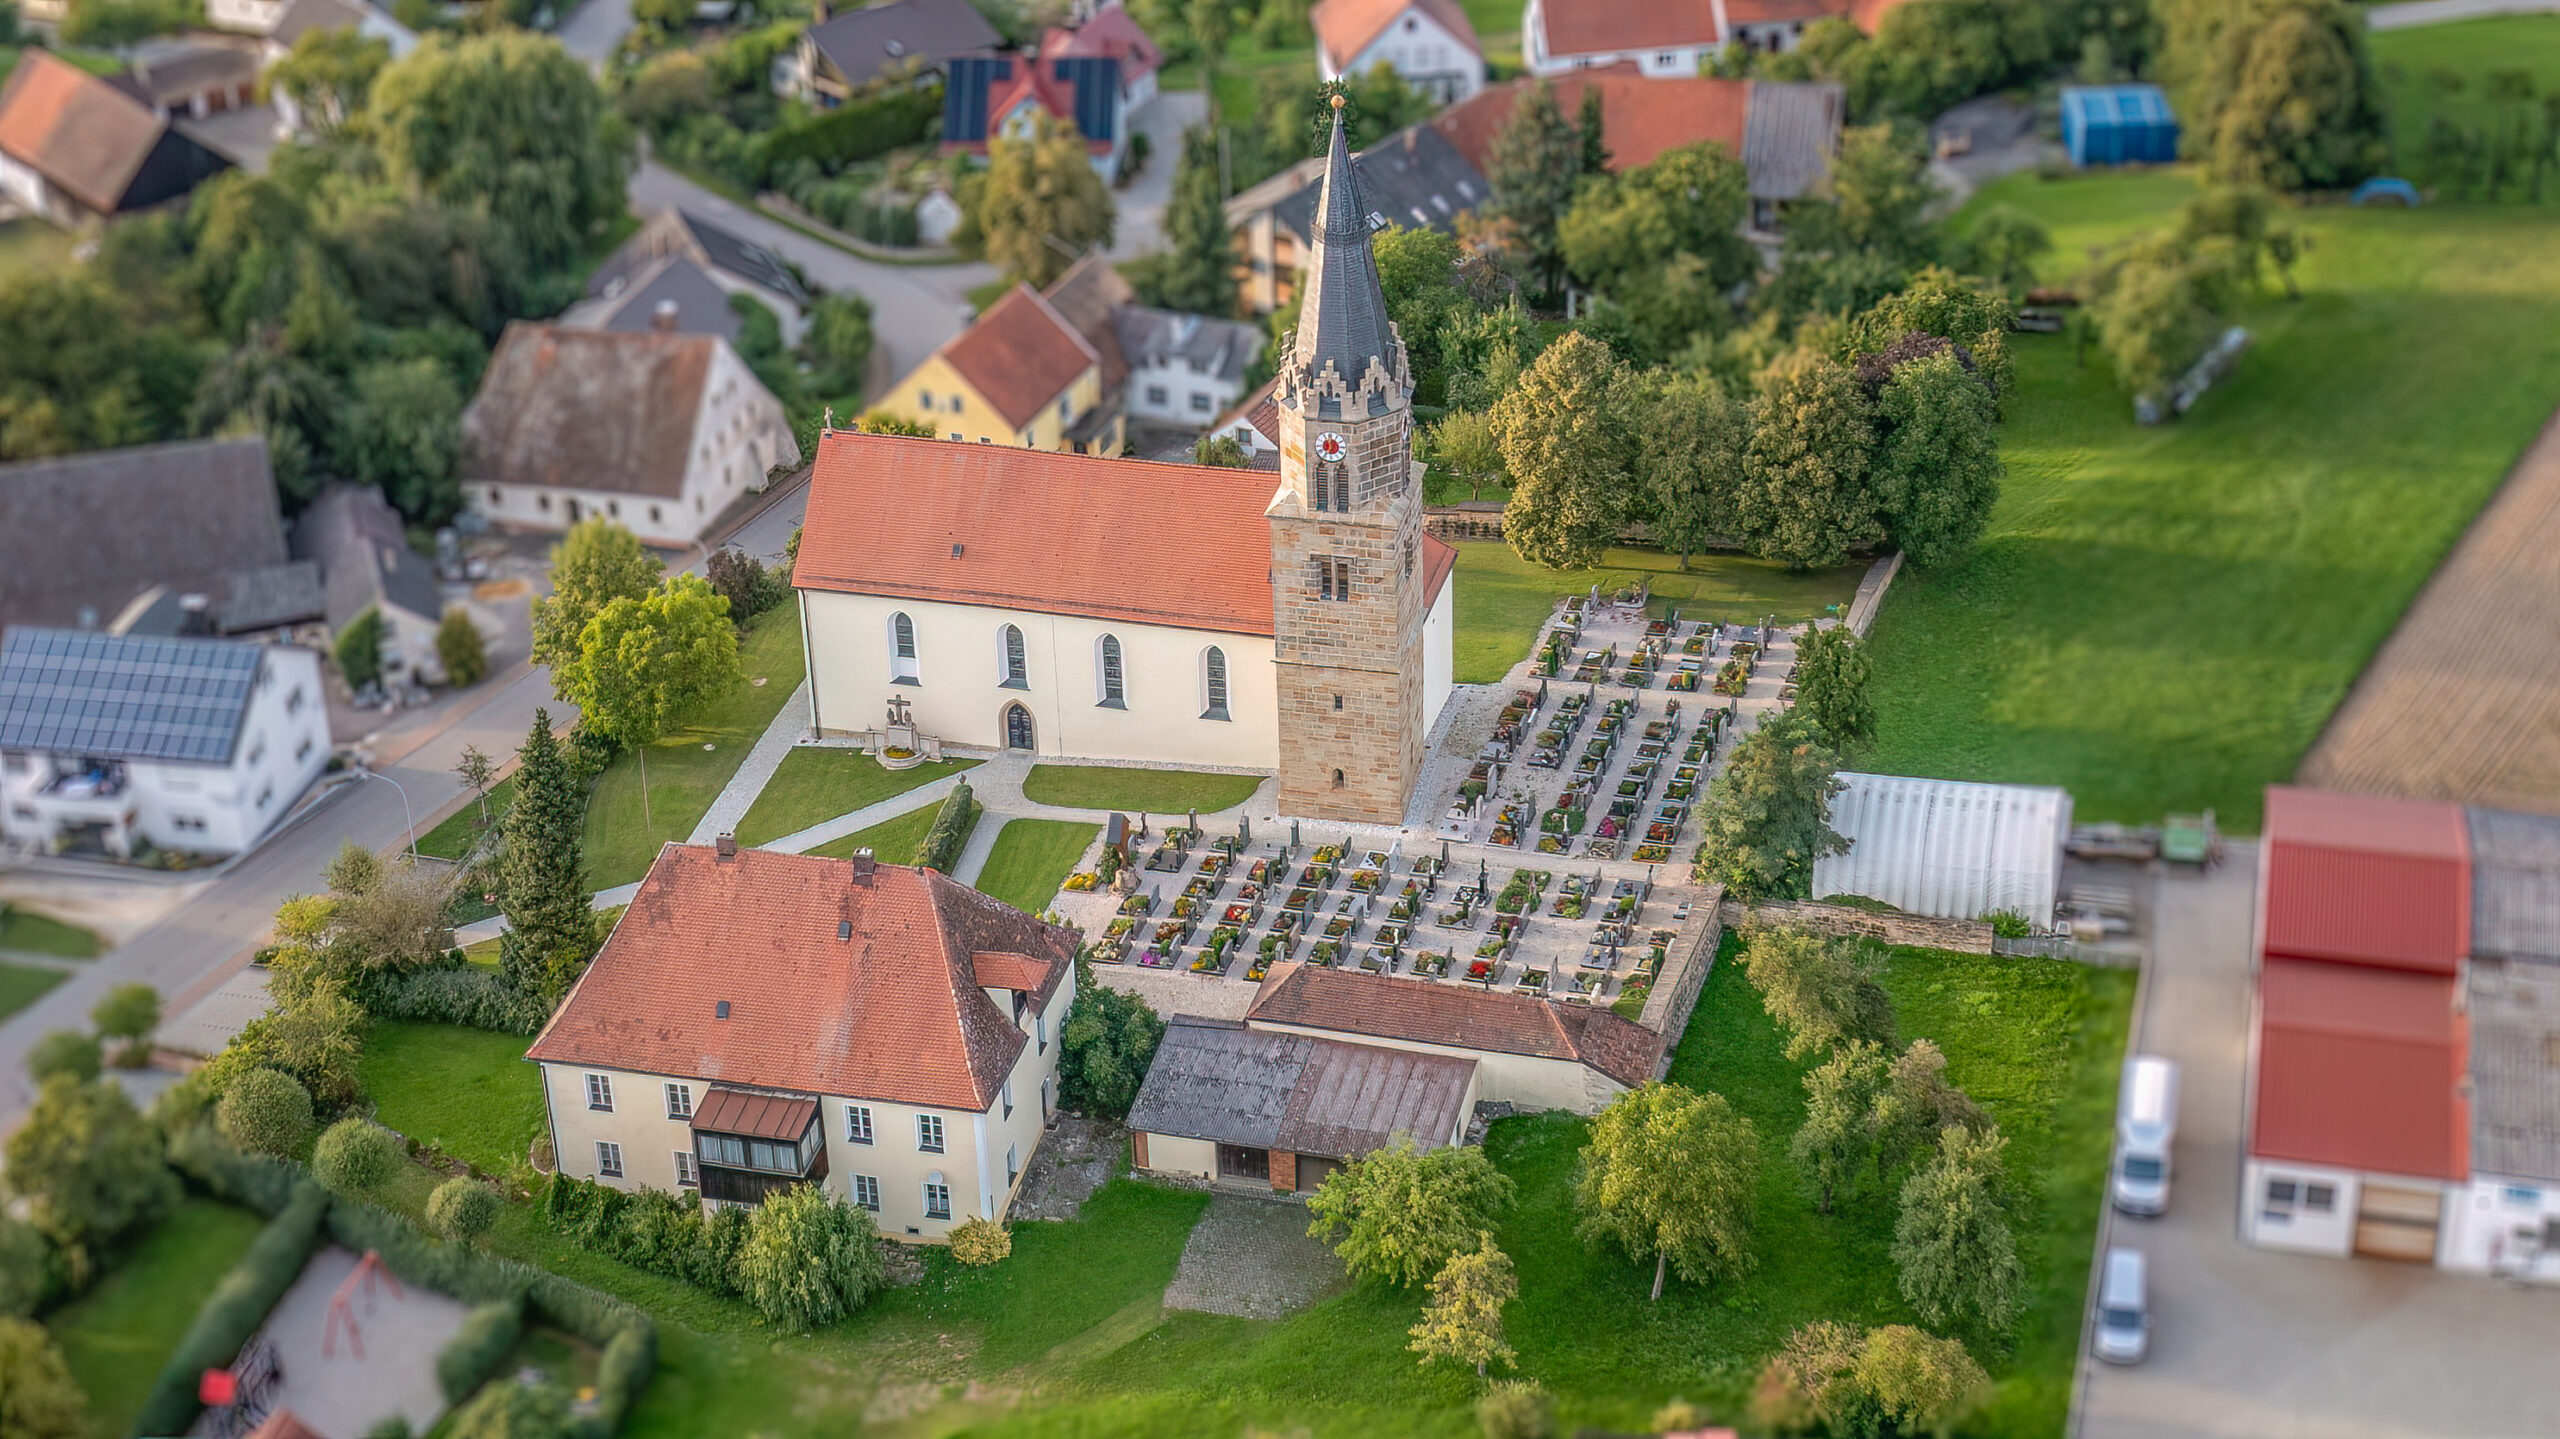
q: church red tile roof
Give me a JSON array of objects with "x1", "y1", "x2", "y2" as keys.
[
  {"x1": 937, "y1": 284, "x2": 1101, "y2": 433},
  {"x1": 793, "y1": 430, "x2": 1284, "y2": 634},
  {"x1": 528, "y1": 845, "x2": 1075, "y2": 1112},
  {"x1": 1247, "y1": 962, "x2": 1665, "y2": 1088}
]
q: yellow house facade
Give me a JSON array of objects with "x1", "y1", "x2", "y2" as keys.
[{"x1": 876, "y1": 283, "x2": 1123, "y2": 453}]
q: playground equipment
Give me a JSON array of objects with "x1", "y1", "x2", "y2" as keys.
[{"x1": 322, "y1": 1250, "x2": 406, "y2": 1361}]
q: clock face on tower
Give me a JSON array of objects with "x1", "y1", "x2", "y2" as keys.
[{"x1": 1314, "y1": 431, "x2": 1347, "y2": 465}]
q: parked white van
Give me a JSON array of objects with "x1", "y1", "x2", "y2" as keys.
[
  {"x1": 2113, "y1": 1056, "x2": 2179, "y2": 1216},
  {"x1": 2094, "y1": 1247, "x2": 2150, "y2": 1363}
]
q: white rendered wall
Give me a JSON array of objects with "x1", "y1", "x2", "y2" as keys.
[
  {"x1": 801, "y1": 589, "x2": 1280, "y2": 770},
  {"x1": 2238, "y1": 1157, "x2": 2362, "y2": 1258},
  {"x1": 1422, "y1": 576, "x2": 1454, "y2": 737}
]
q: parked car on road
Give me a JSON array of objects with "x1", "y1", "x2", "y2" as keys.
[
  {"x1": 2095, "y1": 1247, "x2": 2151, "y2": 1364},
  {"x1": 2113, "y1": 1055, "x2": 2179, "y2": 1215}
]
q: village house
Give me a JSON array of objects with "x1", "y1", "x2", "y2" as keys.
[
  {"x1": 0, "y1": 627, "x2": 330, "y2": 861},
  {"x1": 572, "y1": 206, "x2": 814, "y2": 347},
  {"x1": 775, "y1": 0, "x2": 1003, "y2": 110},
  {"x1": 1524, "y1": 0, "x2": 1905, "y2": 70},
  {"x1": 0, "y1": 437, "x2": 296, "y2": 635},
  {"x1": 1313, "y1": 0, "x2": 1484, "y2": 104},
  {"x1": 459, "y1": 322, "x2": 800, "y2": 549},
  {"x1": 292, "y1": 484, "x2": 450, "y2": 690},
  {"x1": 0, "y1": 50, "x2": 231, "y2": 227},
  {"x1": 526, "y1": 843, "x2": 1077, "y2": 1239},
  {"x1": 800, "y1": 104, "x2": 1456, "y2": 825}
]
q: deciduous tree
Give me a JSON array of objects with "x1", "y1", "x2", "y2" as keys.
[
  {"x1": 1861, "y1": 1323, "x2": 1993, "y2": 1434},
  {"x1": 1574, "y1": 1081, "x2": 1759, "y2": 1300},
  {"x1": 1736, "y1": 924, "x2": 1897, "y2": 1059},
  {"x1": 268, "y1": 28, "x2": 391, "y2": 136},
  {"x1": 1057, "y1": 968, "x2": 1166, "y2": 1118},
  {"x1": 1952, "y1": 204, "x2": 2052, "y2": 295},
  {"x1": 23, "y1": 1031, "x2": 99, "y2": 1086},
  {"x1": 3, "y1": 1077, "x2": 178, "y2": 1258},
  {"x1": 1494, "y1": 332, "x2": 1637, "y2": 571},
  {"x1": 1752, "y1": 1320, "x2": 1989, "y2": 1437},
  {"x1": 1793, "y1": 625, "x2": 1877, "y2": 752},
  {"x1": 1791, "y1": 1039, "x2": 1886, "y2": 1214},
  {"x1": 1475, "y1": 1380, "x2": 1555, "y2": 1439},
  {"x1": 1428, "y1": 408, "x2": 1505, "y2": 501},
  {"x1": 1738, "y1": 350, "x2": 1879, "y2": 569},
  {"x1": 734, "y1": 1183, "x2": 887, "y2": 1332},
  {"x1": 2167, "y1": 0, "x2": 2387, "y2": 192},
  {"x1": 438, "y1": 609, "x2": 490, "y2": 687},
  {"x1": 1873, "y1": 348, "x2": 2001, "y2": 567},
  {"x1": 976, "y1": 115, "x2": 1116, "y2": 288},
  {"x1": 1893, "y1": 1121, "x2": 2024, "y2": 1330},
  {"x1": 0, "y1": 1219, "x2": 56, "y2": 1320},
  {"x1": 1692, "y1": 711, "x2": 1850, "y2": 900},
  {"x1": 455, "y1": 744, "x2": 498, "y2": 828},
  {"x1": 90, "y1": 982, "x2": 160, "y2": 1066},
  {"x1": 1639, "y1": 373, "x2": 1748, "y2": 570},
  {"x1": 0, "y1": 1317, "x2": 85, "y2": 1439},
  {"x1": 1308, "y1": 1139, "x2": 1516, "y2": 1288},
  {"x1": 1870, "y1": 1038, "x2": 1987, "y2": 1178},
  {"x1": 532, "y1": 518, "x2": 663, "y2": 674},
  {"x1": 1409, "y1": 1233, "x2": 1519, "y2": 1377},
  {"x1": 217, "y1": 1068, "x2": 317, "y2": 1158}
]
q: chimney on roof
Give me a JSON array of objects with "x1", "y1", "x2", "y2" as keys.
[
  {"x1": 651, "y1": 299, "x2": 680, "y2": 333},
  {"x1": 715, "y1": 832, "x2": 738, "y2": 861},
  {"x1": 1404, "y1": 127, "x2": 1417, "y2": 153},
  {"x1": 851, "y1": 847, "x2": 876, "y2": 882}
]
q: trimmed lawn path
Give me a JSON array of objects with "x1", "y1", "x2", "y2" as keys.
[
  {"x1": 51, "y1": 1199, "x2": 264, "y2": 1439},
  {"x1": 1020, "y1": 765, "x2": 1263, "y2": 814},
  {"x1": 804, "y1": 805, "x2": 945, "y2": 863},
  {"x1": 583, "y1": 616, "x2": 806, "y2": 888},
  {"x1": 732, "y1": 750, "x2": 976, "y2": 848}
]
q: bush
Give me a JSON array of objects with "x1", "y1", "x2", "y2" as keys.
[
  {"x1": 313, "y1": 1117, "x2": 404, "y2": 1197},
  {"x1": 0, "y1": 1216, "x2": 58, "y2": 1319},
  {"x1": 25, "y1": 1030, "x2": 100, "y2": 1084},
  {"x1": 916, "y1": 781, "x2": 979, "y2": 874},
  {"x1": 1984, "y1": 907, "x2": 2032, "y2": 938},
  {"x1": 589, "y1": 1322, "x2": 659, "y2": 1435},
  {"x1": 359, "y1": 963, "x2": 548, "y2": 1034},
  {"x1": 439, "y1": 609, "x2": 490, "y2": 687},
  {"x1": 539, "y1": 1172, "x2": 743, "y2": 1298},
  {"x1": 748, "y1": 83, "x2": 943, "y2": 182},
  {"x1": 169, "y1": 1123, "x2": 306, "y2": 1216},
  {"x1": 948, "y1": 1216, "x2": 1012, "y2": 1266},
  {"x1": 429, "y1": 1176, "x2": 504, "y2": 1244},
  {"x1": 329, "y1": 1198, "x2": 532, "y2": 1307},
  {"x1": 0, "y1": 1317, "x2": 85, "y2": 1439},
  {"x1": 132, "y1": 1180, "x2": 331, "y2": 1438},
  {"x1": 734, "y1": 1184, "x2": 887, "y2": 1332},
  {"x1": 217, "y1": 1068, "x2": 317, "y2": 1158},
  {"x1": 336, "y1": 607, "x2": 387, "y2": 690},
  {"x1": 446, "y1": 1375, "x2": 574, "y2": 1439},
  {"x1": 1476, "y1": 1379, "x2": 1555, "y2": 1439},
  {"x1": 438, "y1": 1298, "x2": 526, "y2": 1403},
  {"x1": 92, "y1": 981, "x2": 161, "y2": 1064}
]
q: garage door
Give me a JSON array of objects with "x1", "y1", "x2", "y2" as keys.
[
  {"x1": 2353, "y1": 1183, "x2": 2443, "y2": 1263},
  {"x1": 1296, "y1": 1156, "x2": 1341, "y2": 1195}
]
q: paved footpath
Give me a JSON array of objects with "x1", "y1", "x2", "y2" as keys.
[
  {"x1": 2366, "y1": 0, "x2": 2560, "y2": 26},
  {"x1": 686, "y1": 679, "x2": 811, "y2": 845}
]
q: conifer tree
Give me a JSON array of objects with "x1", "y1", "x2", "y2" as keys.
[
  {"x1": 1485, "y1": 80, "x2": 1584, "y2": 295},
  {"x1": 499, "y1": 708, "x2": 595, "y2": 1005}
]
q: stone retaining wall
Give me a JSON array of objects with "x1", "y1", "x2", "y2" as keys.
[
  {"x1": 1721, "y1": 897, "x2": 1996, "y2": 954},
  {"x1": 1642, "y1": 882, "x2": 1727, "y2": 1062}
]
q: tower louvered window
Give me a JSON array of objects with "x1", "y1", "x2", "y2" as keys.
[{"x1": 1317, "y1": 557, "x2": 1352, "y2": 601}]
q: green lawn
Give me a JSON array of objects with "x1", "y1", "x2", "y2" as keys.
[
  {"x1": 0, "y1": 216, "x2": 74, "y2": 277},
  {"x1": 0, "y1": 906, "x2": 100, "y2": 958},
  {"x1": 0, "y1": 961, "x2": 67, "y2": 1021},
  {"x1": 2370, "y1": 15, "x2": 2560, "y2": 201},
  {"x1": 732, "y1": 749, "x2": 977, "y2": 848},
  {"x1": 1870, "y1": 175, "x2": 2560, "y2": 830},
  {"x1": 50, "y1": 1200, "x2": 267, "y2": 1439},
  {"x1": 1020, "y1": 765, "x2": 1265, "y2": 814},
  {"x1": 360, "y1": 1020, "x2": 546, "y2": 1174},
  {"x1": 1451, "y1": 539, "x2": 1866, "y2": 684},
  {"x1": 583, "y1": 616, "x2": 807, "y2": 888},
  {"x1": 972, "y1": 819, "x2": 1100, "y2": 915},
  {"x1": 417, "y1": 774, "x2": 518, "y2": 862},
  {"x1": 802, "y1": 803, "x2": 944, "y2": 863}
]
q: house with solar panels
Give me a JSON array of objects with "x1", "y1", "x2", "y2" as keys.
[
  {"x1": 941, "y1": 49, "x2": 1131, "y2": 177},
  {"x1": 0, "y1": 628, "x2": 329, "y2": 861}
]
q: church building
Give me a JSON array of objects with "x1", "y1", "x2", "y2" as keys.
[{"x1": 791, "y1": 97, "x2": 1455, "y2": 824}]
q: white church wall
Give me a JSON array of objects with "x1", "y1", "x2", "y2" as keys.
[
  {"x1": 1422, "y1": 576, "x2": 1454, "y2": 733},
  {"x1": 802, "y1": 590, "x2": 1280, "y2": 770}
]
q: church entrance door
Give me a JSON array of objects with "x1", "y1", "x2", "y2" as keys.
[{"x1": 1003, "y1": 703, "x2": 1035, "y2": 751}]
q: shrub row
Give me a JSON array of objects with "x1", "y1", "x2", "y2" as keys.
[
  {"x1": 918, "y1": 781, "x2": 979, "y2": 874},
  {"x1": 439, "y1": 1298, "x2": 526, "y2": 1403},
  {"x1": 751, "y1": 84, "x2": 943, "y2": 181},
  {"x1": 132, "y1": 1180, "x2": 332, "y2": 1437},
  {"x1": 542, "y1": 1172, "x2": 746, "y2": 1296},
  {"x1": 356, "y1": 962, "x2": 549, "y2": 1035},
  {"x1": 169, "y1": 1122, "x2": 305, "y2": 1216}
]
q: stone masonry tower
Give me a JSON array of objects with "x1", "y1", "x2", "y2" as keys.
[{"x1": 1269, "y1": 95, "x2": 1426, "y2": 824}]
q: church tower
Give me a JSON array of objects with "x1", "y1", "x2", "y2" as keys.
[{"x1": 1269, "y1": 95, "x2": 1427, "y2": 825}]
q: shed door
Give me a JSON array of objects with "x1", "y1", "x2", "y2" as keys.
[
  {"x1": 2353, "y1": 1183, "x2": 2443, "y2": 1263},
  {"x1": 1296, "y1": 1155, "x2": 1341, "y2": 1195}
]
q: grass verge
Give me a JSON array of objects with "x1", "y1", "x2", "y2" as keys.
[
  {"x1": 50, "y1": 1200, "x2": 266, "y2": 1439},
  {"x1": 972, "y1": 819, "x2": 1100, "y2": 915},
  {"x1": 1452, "y1": 540, "x2": 1866, "y2": 684},
  {"x1": 0, "y1": 961, "x2": 67, "y2": 1021},
  {"x1": 0, "y1": 906, "x2": 100, "y2": 958},
  {"x1": 732, "y1": 750, "x2": 976, "y2": 848},
  {"x1": 583, "y1": 616, "x2": 806, "y2": 888},
  {"x1": 1874, "y1": 174, "x2": 2560, "y2": 828},
  {"x1": 361, "y1": 1020, "x2": 547, "y2": 1175},
  {"x1": 1021, "y1": 765, "x2": 1264, "y2": 814},
  {"x1": 417, "y1": 775, "x2": 517, "y2": 862}
]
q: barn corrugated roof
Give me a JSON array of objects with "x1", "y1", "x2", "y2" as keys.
[
  {"x1": 1811, "y1": 772, "x2": 2071, "y2": 922},
  {"x1": 2251, "y1": 957, "x2": 2469, "y2": 1181},
  {"x1": 2261, "y1": 786, "x2": 2469, "y2": 974},
  {"x1": 1126, "y1": 1015, "x2": 1476, "y2": 1159}
]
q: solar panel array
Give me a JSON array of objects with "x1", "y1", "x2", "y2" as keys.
[{"x1": 0, "y1": 627, "x2": 261, "y2": 765}]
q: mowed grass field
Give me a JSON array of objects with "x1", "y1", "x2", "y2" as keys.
[
  {"x1": 1452, "y1": 541, "x2": 1865, "y2": 684},
  {"x1": 2369, "y1": 15, "x2": 2560, "y2": 200},
  {"x1": 1868, "y1": 172, "x2": 2560, "y2": 829}
]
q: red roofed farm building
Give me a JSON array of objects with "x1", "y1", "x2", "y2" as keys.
[
  {"x1": 2246, "y1": 787, "x2": 2560, "y2": 1281},
  {"x1": 527, "y1": 843, "x2": 1077, "y2": 1239}
]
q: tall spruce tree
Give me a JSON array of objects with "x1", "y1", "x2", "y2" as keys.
[
  {"x1": 1577, "y1": 86, "x2": 1610, "y2": 174},
  {"x1": 1485, "y1": 80, "x2": 1585, "y2": 297},
  {"x1": 499, "y1": 708, "x2": 596, "y2": 1005}
]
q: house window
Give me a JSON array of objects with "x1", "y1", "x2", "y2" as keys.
[
  {"x1": 673, "y1": 1151, "x2": 697, "y2": 1187},
  {"x1": 665, "y1": 1082, "x2": 692, "y2": 1119},
  {"x1": 853, "y1": 1174, "x2": 881, "y2": 1211},
  {"x1": 1318, "y1": 557, "x2": 1352, "y2": 601},
  {"x1": 890, "y1": 612, "x2": 920, "y2": 683},
  {"x1": 585, "y1": 1074, "x2": 614, "y2": 1111},
  {"x1": 1003, "y1": 1080, "x2": 1015, "y2": 1121},
  {"x1": 918, "y1": 1113, "x2": 945, "y2": 1153},
  {"x1": 950, "y1": 432, "x2": 963, "y2": 441},
  {"x1": 608, "y1": 500, "x2": 621, "y2": 517},
  {"x1": 1057, "y1": 397, "x2": 1071, "y2": 424},
  {"x1": 1007, "y1": 1143, "x2": 1020, "y2": 1186},
  {"x1": 538, "y1": 494, "x2": 552, "y2": 512},
  {"x1": 488, "y1": 486, "x2": 503, "y2": 505},
  {"x1": 1000, "y1": 625, "x2": 1028, "y2": 688},
  {"x1": 1035, "y1": 1012, "x2": 1048, "y2": 1053},
  {"x1": 246, "y1": 739, "x2": 265, "y2": 767},
  {"x1": 1405, "y1": 534, "x2": 1417, "y2": 578},
  {"x1": 920, "y1": 390, "x2": 936, "y2": 410},
  {"x1": 294, "y1": 736, "x2": 313, "y2": 763},
  {"x1": 1201, "y1": 646, "x2": 1230, "y2": 721},
  {"x1": 1096, "y1": 635, "x2": 1125, "y2": 708},
  {"x1": 172, "y1": 815, "x2": 207, "y2": 833},
  {"x1": 285, "y1": 686, "x2": 304, "y2": 715},
  {"x1": 596, "y1": 1141, "x2": 624, "y2": 1179},
  {"x1": 1189, "y1": 392, "x2": 1212, "y2": 413},
  {"x1": 846, "y1": 1104, "x2": 874, "y2": 1144},
  {"x1": 924, "y1": 1179, "x2": 952, "y2": 1220},
  {"x1": 952, "y1": 396, "x2": 965, "y2": 414},
  {"x1": 1146, "y1": 385, "x2": 1168, "y2": 406},
  {"x1": 650, "y1": 505, "x2": 663, "y2": 524}
]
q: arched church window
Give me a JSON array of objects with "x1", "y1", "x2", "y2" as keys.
[
  {"x1": 1201, "y1": 647, "x2": 1229, "y2": 721},
  {"x1": 890, "y1": 613, "x2": 919, "y2": 683},
  {"x1": 1096, "y1": 635, "x2": 1125, "y2": 708},
  {"x1": 1000, "y1": 625, "x2": 1027, "y2": 688}
]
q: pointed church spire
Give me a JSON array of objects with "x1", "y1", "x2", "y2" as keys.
[{"x1": 1288, "y1": 94, "x2": 1406, "y2": 415}]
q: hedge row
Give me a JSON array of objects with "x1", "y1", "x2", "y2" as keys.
[
  {"x1": 542, "y1": 1172, "x2": 746, "y2": 1296},
  {"x1": 170, "y1": 1122, "x2": 305, "y2": 1216},
  {"x1": 751, "y1": 83, "x2": 944, "y2": 180},
  {"x1": 132, "y1": 1180, "x2": 332, "y2": 1437},
  {"x1": 357, "y1": 962, "x2": 549, "y2": 1035},
  {"x1": 439, "y1": 1298, "x2": 526, "y2": 1403},
  {"x1": 918, "y1": 781, "x2": 979, "y2": 874}
]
